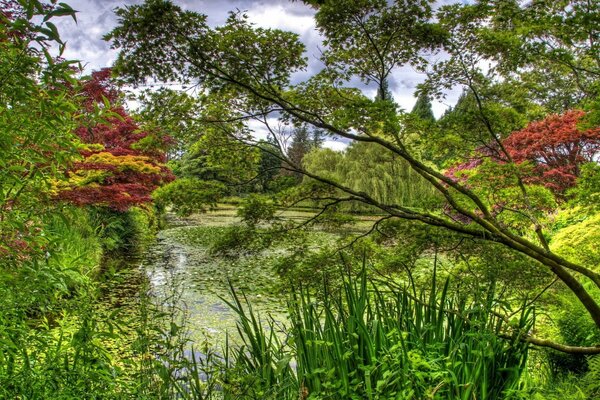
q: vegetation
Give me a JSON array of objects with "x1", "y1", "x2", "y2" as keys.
[
  {"x1": 2, "y1": 0, "x2": 600, "y2": 399},
  {"x1": 107, "y1": 0, "x2": 600, "y2": 351},
  {"x1": 223, "y1": 267, "x2": 532, "y2": 400}
]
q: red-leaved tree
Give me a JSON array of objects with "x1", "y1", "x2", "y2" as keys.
[
  {"x1": 448, "y1": 110, "x2": 600, "y2": 197},
  {"x1": 56, "y1": 69, "x2": 174, "y2": 211},
  {"x1": 503, "y1": 110, "x2": 600, "y2": 194}
]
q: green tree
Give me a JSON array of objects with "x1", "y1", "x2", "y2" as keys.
[
  {"x1": 107, "y1": 0, "x2": 600, "y2": 354},
  {"x1": 135, "y1": 88, "x2": 203, "y2": 160},
  {"x1": 285, "y1": 124, "x2": 319, "y2": 181},
  {"x1": 411, "y1": 93, "x2": 435, "y2": 123},
  {"x1": 256, "y1": 138, "x2": 284, "y2": 192},
  {"x1": 304, "y1": 141, "x2": 439, "y2": 211},
  {"x1": 376, "y1": 78, "x2": 394, "y2": 102}
]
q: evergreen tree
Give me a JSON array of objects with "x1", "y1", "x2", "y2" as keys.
[
  {"x1": 256, "y1": 137, "x2": 283, "y2": 192},
  {"x1": 311, "y1": 128, "x2": 326, "y2": 148},
  {"x1": 286, "y1": 124, "x2": 324, "y2": 180},
  {"x1": 411, "y1": 93, "x2": 435, "y2": 122},
  {"x1": 376, "y1": 78, "x2": 394, "y2": 102}
]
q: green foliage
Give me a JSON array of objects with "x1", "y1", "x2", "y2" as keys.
[
  {"x1": 107, "y1": 0, "x2": 307, "y2": 90},
  {"x1": 569, "y1": 163, "x2": 600, "y2": 211},
  {"x1": 313, "y1": 208, "x2": 357, "y2": 231},
  {"x1": 237, "y1": 194, "x2": 277, "y2": 226},
  {"x1": 224, "y1": 267, "x2": 532, "y2": 399},
  {"x1": 256, "y1": 139, "x2": 284, "y2": 192},
  {"x1": 543, "y1": 287, "x2": 600, "y2": 390},
  {"x1": 171, "y1": 128, "x2": 259, "y2": 187},
  {"x1": 303, "y1": 142, "x2": 440, "y2": 210},
  {"x1": 135, "y1": 87, "x2": 203, "y2": 160},
  {"x1": 106, "y1": 0, "x2": 600, "y2": 348},
  {"x1": 5, "y1": 0, "x2": 595, "y2": 396},
  {"x1": 550, "y1": 211, "x2": 600, "y2": 269},
  {"x1": 411, "y1": 93, "x2": 435, "y2": 123},
  {"x1": 209, "y1": 225, "x2": 266, "y2": 256},
  {"x1": 284, "y1": 124, "x2": 322, "y2": 181},
  {"x1": 268, "y1": 175, "x2": 299, "y2": 194},
  {"x1": 313, "y1": 0, "x2": 443, "y2": 91},
  {"x1": 0, "y1": 0, "x2": 80, "y2": 261},
  {"x1": 153, "y1": 178, "x2": 225, "y2": 217},
  {"x1": 0, "y1": 202, "x2": 173, "y2": 399},
  {"x1": 456, "y1": 159, "x2": 557, "y2": 231}
]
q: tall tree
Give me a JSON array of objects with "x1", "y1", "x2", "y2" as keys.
[
  {"x1": 256, "y1": 138, "x2": 284, "y2": 192},
  {"x1": 411, "y1": 93, "x2": 435, "y2": 123},
  {"x1": 286, "y1": 125, "x2": 313, "y2": 178},
  {"x1": 376, "y1": 78, "x2": 394, "y2": 102}
]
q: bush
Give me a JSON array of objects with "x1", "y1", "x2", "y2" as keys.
[
  {"x1": 237, "y1": 194, "x2": 276, "y2": 226},
  {"x1": 153, "y1": 178, "x2": 225, "y2": 216}
]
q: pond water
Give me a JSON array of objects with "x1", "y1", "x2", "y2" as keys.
[
  {"x1": 141, "y1": 207, "x2": 295, "y2": 346},
  {"x1": 135, "y1": 205, "x2": 379, "y2": 348}
]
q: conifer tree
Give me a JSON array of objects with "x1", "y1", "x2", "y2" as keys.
[{"x1": 411, "y1": 93, "x2": 435, "y2": 122}]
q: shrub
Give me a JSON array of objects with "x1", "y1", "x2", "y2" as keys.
[
  {"x1": 153, "y1": 178, "x2": 225, "y2": 217},
  {"x1": 237, "y1": 194, "x2": 277, "y2": 226}
]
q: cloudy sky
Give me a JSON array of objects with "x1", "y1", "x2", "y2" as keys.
[{"x1": 53, "y1": 0, "x2": 461, "y2": 150}]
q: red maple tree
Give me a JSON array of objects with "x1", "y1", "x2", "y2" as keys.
[
  {"x1": 56, "y1": 69, "x2": 174, "y2": 211},
  {"x1": 503, "y1": 110, "x2": 600, "y2": 193},
  {"x1": 447, "y1": 110, "x2": 600, "y2": 196}
]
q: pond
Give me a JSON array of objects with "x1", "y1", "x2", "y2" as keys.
[
  {"x1": 140, "y1": 205, "x2": 321, "y2": 347},
  {"x1": 114, "y1": 204, "x2": 382, "y2": 352}
]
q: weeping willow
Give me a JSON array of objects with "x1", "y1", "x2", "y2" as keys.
[{"x1": 303, "y1": 142, "x2": 439, "y2": 212}]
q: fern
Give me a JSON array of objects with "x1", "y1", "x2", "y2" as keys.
[{"x1": 584, "y1": 355, "x2": 600, "y2": 395}]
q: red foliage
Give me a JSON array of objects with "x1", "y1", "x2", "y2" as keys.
[
  {"x1": 80, "y1": 68, "x2": 120, "y2": 107},
  {"x1": 57, "y1": 69, "x2": 174, "y2": 211},
  {"x1": 446, "y1": 110, "x2": 600, "y2": 196},
  {"x1": 503, "y1": 110, "x2": 600, "y2": 193}
]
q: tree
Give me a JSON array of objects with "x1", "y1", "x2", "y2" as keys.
[
  {"x1": 411, "y1": 93, "x2": 435, "y2": 123},
  {"x1": 285, "y1": 124, "x2": 321, "y2": 181},
  {"x1": 106, "y1": 0, "x2": 600, "y2": 353},
  {"x1": 304, "y1": 141, "x2": 439, "y2": 211},
  {"x1": 503, "y1": 110, "x2": 600, "y2": 195},
  {"x1": 376, "y1": 78, "x2": 394, "y2": 102},
  {"x1": 55, "y1": 69, "x2": 174, "y2": 211},
  {"x1": 447, "y1": 110, "x2": 600, "y2": 199},
  {"x1": 256, "y1": 138, "x2": 284, "y2": 192},
  {"x1": 135, "y1": 88, "x2": 203, "y2": 161}
]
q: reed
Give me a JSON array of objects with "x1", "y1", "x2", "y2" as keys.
[{"x1": 224, "y1": 265, "x2": 532, "y2": 399}]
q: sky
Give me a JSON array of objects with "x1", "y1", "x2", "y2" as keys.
[{"x1": 53, "y1": 0, "x2": 461, "y2": 151}]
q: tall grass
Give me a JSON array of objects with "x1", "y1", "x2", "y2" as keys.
[{"x1": 223, "y1": 266, "x2": 532, "y2": 399}]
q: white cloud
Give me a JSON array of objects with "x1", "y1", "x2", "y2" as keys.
[
  {"x1": 52, "y1": 0, "x2": 462, "y2": 117},
  {"x1": 246, "y1": 3, "x2": 315, "y2": 33},
  {"x1": 323, "y1": 139, "x2": 347, "y2": 152}
]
